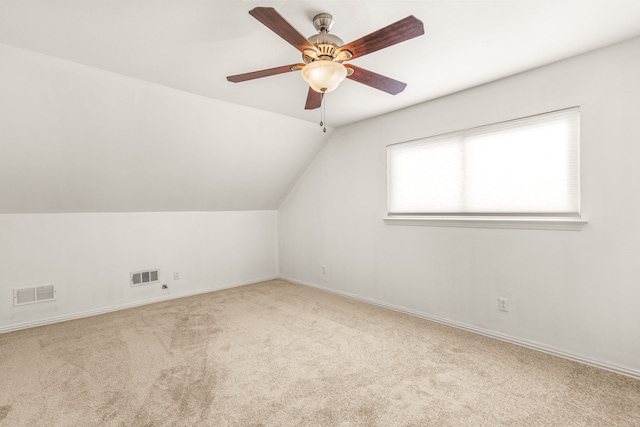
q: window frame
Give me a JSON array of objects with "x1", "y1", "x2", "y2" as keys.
[{"x1": 384, "y1": 107, "x2": 587, "y2": 230}]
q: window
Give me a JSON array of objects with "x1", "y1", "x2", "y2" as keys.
[{"x1": 386, "y1": 107, "x2": 586, "y2": 230}]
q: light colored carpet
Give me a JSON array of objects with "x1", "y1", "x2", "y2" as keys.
[{"x1": 0, "y1": 279, "x2": 638, "y2": 426}]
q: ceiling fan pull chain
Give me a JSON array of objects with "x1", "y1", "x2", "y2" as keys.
[
  {"x1": 319, "y1": 93, "x2": 324, "y2": 128},
  {"x1": 321, "y1": 93, "x2": 327, "y2": 132}
]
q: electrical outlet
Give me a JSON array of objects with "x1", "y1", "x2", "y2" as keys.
[
  {"x1": 498, "y1": 297, "x2": 509, "y2": 312},
  {"x1": 322, "y1": 265, "x2": 327, "y2": 275},
  {"x1": 173, "y1": 272, "x2": 180, "y2": 280}
]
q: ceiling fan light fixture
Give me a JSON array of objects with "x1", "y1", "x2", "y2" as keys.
[{"x1": 301, "y1": 60, "x2": 347, "y2": 93}]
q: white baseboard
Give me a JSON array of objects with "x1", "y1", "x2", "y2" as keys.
[
  {"x1": 0, "y1": 275, "x2": 278, "y2": 334},
  {"x1": 281, "y1": 275, "x2": 640, "y2": 380}
]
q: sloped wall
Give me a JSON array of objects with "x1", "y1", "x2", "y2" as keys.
[
  {"x1": 278, "y1": 36, "x2": 640, "y2": 375},
  {"x1": 0, "y1": 43, "x2": 327, "y2": 213}
]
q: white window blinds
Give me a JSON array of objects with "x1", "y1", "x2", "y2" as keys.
[{"x1": 387, "y1": 107, "x2": 580, "y2": 216}]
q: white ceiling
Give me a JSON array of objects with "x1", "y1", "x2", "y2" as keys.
[
  {"x1": 2, "y1": 0, "x2": 640, "y2": 128},
  {"x1": 2, "y1": 0, "x2": 640, "y2": 213}
]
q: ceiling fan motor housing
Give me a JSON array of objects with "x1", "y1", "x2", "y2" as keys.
[
  {"x1": 306, "y1": 33, "x2": 344, "y2": 60},
  {"x1": 303, "y1": 13, "x2": 347, "y2": 63}
]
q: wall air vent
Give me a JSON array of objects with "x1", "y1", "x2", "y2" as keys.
[
  {"x1": 13, "y1": 284, "x2": 57, "y2": 306},
  {"x1": 130, "y1": 269, "x2": 160, "y2": 287}
]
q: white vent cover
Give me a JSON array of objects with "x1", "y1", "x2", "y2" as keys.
[
  {"x1": 130, "y1": 269, "x2": 160, "y2": 287},
  {"x1": 13, "y1": 284, "x2": 56, "y2": 306}
]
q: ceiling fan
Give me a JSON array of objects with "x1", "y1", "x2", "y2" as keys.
[{"x1": 226, "y1": 7, "x2": 425, "y2": 110}]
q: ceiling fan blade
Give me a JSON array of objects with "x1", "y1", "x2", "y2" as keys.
[
  {"x1": 305, "y1": 88, "x2": 323, "y2": 110},
  {"x1": 227, "y1": 64, "x2": 302, "y2": 83},
  {"x1": 346, "y1": 65, "x2": 407, "y2": 95},
  {"x1": 337, "y1": 16, "x2": 424, "y2": 60},
  {"x1": 249, "y1": 7, "x2": 316, "y2": 53}
]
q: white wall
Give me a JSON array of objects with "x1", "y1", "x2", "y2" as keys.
[
  {"x1": 278, "y1": 36, "x2": 640, "y2": 375},
  {"x1": 0, "y1": 210, "x2": 277, "y2": 331}
]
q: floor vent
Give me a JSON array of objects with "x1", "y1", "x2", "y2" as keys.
[
  {"x1": 13, "y1": 284, "x2": 57, "y2": 306},
  {"x1": 131, "y1": 269, "x2": 160, "y2": 287}
]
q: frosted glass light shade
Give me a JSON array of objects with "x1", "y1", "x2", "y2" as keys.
[{"x1": 301, "y1": 60, "x2": 347, "y2": 93}]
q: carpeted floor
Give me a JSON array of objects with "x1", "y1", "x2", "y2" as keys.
[{"x1": 0, "y1": 279, "x2": 639, "y2": 426}]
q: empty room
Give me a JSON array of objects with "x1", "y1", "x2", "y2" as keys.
[{"x1": 1, "y1": 1, "x2": 639, "y2": 425}]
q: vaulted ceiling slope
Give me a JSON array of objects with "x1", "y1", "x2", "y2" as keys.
[
  {"x1": 0, "y1": 44, "x2": 327, "y2": 213},
  {"x1": 1, "y1": 1, "x2": 640, "y2": 213}
]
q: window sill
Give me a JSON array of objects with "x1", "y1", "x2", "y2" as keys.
[{"x1": 383, "y1": 216, "x2": 588, "y2": 231}]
